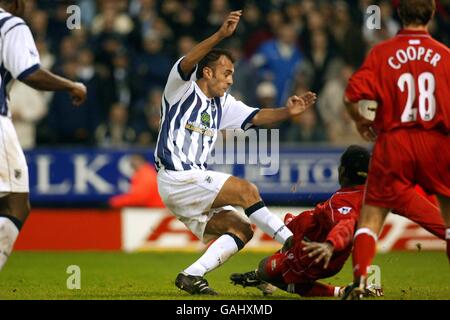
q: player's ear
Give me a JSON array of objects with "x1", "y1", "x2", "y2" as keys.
[{"x1": 204, "y1": 67, "x2": 213, "y2": 80}]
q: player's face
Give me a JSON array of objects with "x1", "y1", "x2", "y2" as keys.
[{"x1": 207, "y1": 56, "x2": 234, "y2": 97}]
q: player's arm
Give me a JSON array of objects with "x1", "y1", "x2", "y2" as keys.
[
  {"x1": 3, "y1": 20, "x2": 86, "y2": 106},
  {"x1": 21, "y1": 69, "x2": 86, "y2": 106},
  {"x1": 343, "y1": 96, "x2": 377, "y2": 141},
  {"x1": 179, "y1": 10, "x2": 242, "y2": 78},
  {"x1": 343, "y1": 49, "x2": 379, "y2": 141},
  {"x1": 251, "y1": 92, "x2": 317, "y2": 126},
  {"x1": 302, "y1": 216, "x2": 357, "y2": 269}
]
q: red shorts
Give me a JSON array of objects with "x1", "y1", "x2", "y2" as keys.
[{"x1": 365, "y1": 129, "x2": 450, "y2": 209}]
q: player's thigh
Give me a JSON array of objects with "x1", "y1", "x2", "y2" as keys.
[
  {"x1": 211, "y1": 176, "x2": 260, "y2": 209},
  {"x1": 257, "y1": 254, "x2": 286, "y2": 286},
  {"x1": 204, "y1": 210, "x2": 253, "y2": 243},
  {"x1": 0, "y1": 117, "x2": 29, "y2": 196},
  {"x1": 364, "y1": 132, "x2": 414, "y2": 209},
  {"x1": 414, "y1": 131, "x2": 450, "y2": 198}
]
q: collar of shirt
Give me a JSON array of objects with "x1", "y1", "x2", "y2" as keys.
[
  {"x1": 397, "y1": 29, "x2": 430, "y2": 37},
  {"x1": 337, "y1": 185, "x2": 365, "y2": 193}
]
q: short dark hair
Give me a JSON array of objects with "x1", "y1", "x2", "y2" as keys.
[
  {"x1": 340, "y1": 145, "x2": 370, "y2": 185},
  {"x1": 398, "y1": 0, "x2": 435, "y2": 26},
  {"x1": 196, "y1": 48, "x2": 235, "y2": 79}
]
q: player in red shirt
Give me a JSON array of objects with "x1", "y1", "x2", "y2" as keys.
[
  {"x1": 343, "y1": 0, "x2": 450, "y2": 299},
  {"x1": 230, "y1": 146, "x2": 445, "y2": 298}
]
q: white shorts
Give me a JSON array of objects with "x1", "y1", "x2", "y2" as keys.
[
  {"x1": 0, "y1": 116, "x2": 29, "y2": 194},
  {"x1": 157, "y1": 168, "x2": 235, "y2": 242}
]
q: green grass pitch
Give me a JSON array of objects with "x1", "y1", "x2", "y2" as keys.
[{"x1": 0, "y1": 251, "x2": 448, "y2": 300}]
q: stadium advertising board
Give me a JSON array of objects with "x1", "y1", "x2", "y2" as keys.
[
  {"x1": 25, "y1": 147, "x2": 344, "y2": 205},
  {"x1": 14, "y1": 208, "x2": 445, "y2": 252}
]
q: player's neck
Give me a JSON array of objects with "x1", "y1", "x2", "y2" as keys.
[
  {"x1": 403, "y1": 25, "x2": 429, "y2": 33},
  {"x1": 196, "y1": 79, "x2": 215, "y2": 99}
]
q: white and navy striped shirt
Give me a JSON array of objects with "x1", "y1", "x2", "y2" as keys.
[
  {"x1": 155, "y1": 57, "x2": 259, "y2": 171},
  {"x1": 0, "y1": 8, "x2": 40, "y2": 117}
]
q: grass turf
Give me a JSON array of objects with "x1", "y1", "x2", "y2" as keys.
[{"x1": 0, "y1": 251, "x2": 448, "y2": 300}]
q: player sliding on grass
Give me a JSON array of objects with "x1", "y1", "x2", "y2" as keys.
[
  {"x1": 0, "y1": 0, "x2": 86, "y2": 271},
  {"x1": 342, "y1": 0, "x2": 450, "y2": 299},
  {"x1": 231, "y1": 145, "x2": 446, "y2": 298},
  {"x1": 154, "y1": 10, "x2": 316, "y2": 295}
]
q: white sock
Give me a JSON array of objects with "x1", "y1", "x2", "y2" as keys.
[
  {"x1": 184, "y1": 234, "x2": 242, "y2": 277},
  {"x1": 245, "y1": 203, "x2": 293, "y2": 244},
  {"x1": 0, "y1": 217, "x2": 20, "y2": 271}
]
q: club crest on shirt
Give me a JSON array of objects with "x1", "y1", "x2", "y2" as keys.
[
  {"x1": 201, "y1": 111, "x2": 211, "y2": 127},
  {"x1": 337, "y1": 207, "x2": 352, "y2": 215}
]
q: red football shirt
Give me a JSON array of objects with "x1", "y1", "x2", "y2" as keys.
[
  {"x1": 284, "y1": 185, "x2": 364, "y2": 281},
  {"x1": 345, "y1": 29, "x2": 450, "y2": 134}
]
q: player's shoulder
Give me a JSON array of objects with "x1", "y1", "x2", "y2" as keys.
[
  {"x1": 0, "y1": 11, "x2": 27, "y2": 36},
  {"x1": 428, "y1": 37, "x2": 450, "y2": 56},
  {"x1": 332, "y1": 186, "x2": 364, "y2": 207}
]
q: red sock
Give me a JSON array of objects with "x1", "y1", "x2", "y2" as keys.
[
  {"x1": 295, "y1": 282, "x2": 336, "y2": 297},
  {"x1": 446, "y1": 229, "x2": 450, "y2": 264},
  {"x1": 352, "y1": 228, "x2": 377, "y2": 280}
]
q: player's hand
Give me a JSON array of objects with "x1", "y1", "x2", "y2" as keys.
[
  {"x1": 302, "y1": 241, "x2": 334, "y2": 269},
  {"x1": 217, "y1": 10, "x2": 242, "y2": 39},
  {"x1": 355, "y1": 118, "x2": 376, "y2": 142},
  {"x1": 286, "y1": 92, "x2": 317, "y2": 116},
  {"x1": 69, "y1": 82, "x2": 87, "y2": 106}
]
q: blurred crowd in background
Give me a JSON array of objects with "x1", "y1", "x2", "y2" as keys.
[{"x1": 9, "y1": 0, "x2": 450, "y2": 149}]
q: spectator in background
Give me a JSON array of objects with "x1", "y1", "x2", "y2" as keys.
[
  {"x1": 297, "y1": 30, "x2": 341, "y2": 94},
  {"x1": 135, "y1": 34, "x2": 172, "y2": 92},
  {"x1": 330, "y1": 1, "x2": 366, "y2": 66},
  {"x1": 225, "y1": 39, "x2": 258, "y2": 106},
  {"x1": 256, "y1": 81, "x2": 277, "y2": 109},
  {"x1": 91, "y1": 0, "x2": 134, "y2": 37},
  {"x1": 252, "y1": 23, "x2": 303, "y2": 105},
  {"x1": 242, "y1": 8, "x2": 283, "y2": 59},
  {"x1": 95, "y1": 102, "x2": 136, "y2": 148},
  {"x1": 176, "y1": 35, "x2": 197, "y2": 57},
  {"x1": 109, "y1": 154, "x2": 164, "y2": 208},
  {"x1": 9, "y1": 82, "x2": 48, "y2": 150},
  {"x1": 284, "y1": 107, "x2": 326, "y2": 143},
  {"x1": 45, "y1": 59, "x2": 100, "y2": 145},
  {"x1": 134, "y1": 88, "x2": 163, "y2": 146},
  {"x1": 111, "y1": 49, "x2": 137, "y2": 108},
  {"x1": 317, "y1": 64, "x2": 366, "y2": 145}
]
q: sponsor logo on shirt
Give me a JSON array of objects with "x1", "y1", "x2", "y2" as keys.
[{"x1": 337, "y1": 207, "x2": 352, "y2": 215}]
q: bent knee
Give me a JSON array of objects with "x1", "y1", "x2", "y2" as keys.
[
  {"x1": 238, "y1": 180, "x2": 260, "y2": 206},
  {"x1": 229, "y1": 221, "x2": 254, "y2": 244}
]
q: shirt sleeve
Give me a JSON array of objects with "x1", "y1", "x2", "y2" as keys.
[
  {"x1": 2, "y1": 18, "x2": 40, "y2": 80},
  {"x1": 326, "y1": 218, "x2": 357, "y2": 251},
  {"x1": 344, "y1": 48, "x2": 378, "y2": 103},
  {"x1": 219, "y1": 93, "x2": 260, "y2": 130},
  {"x1": 325, "y1": 198, "x2": 359, "y2": 251},
  {"x1": 164, "y1": 57, "x2": 197, "y2": 105}
]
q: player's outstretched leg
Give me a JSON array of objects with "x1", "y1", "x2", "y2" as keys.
[
  {"x1": 0, "y1": 194, "x2": 30, "y2": 271},
  {"x1": 212, "y1": 176, "x2": 293, "y2": 244},
  {"x1": 342, "y1": 205, "x2": 389, "y2": 300},
  {"x1": 175, "y1": 210, "x2": 253, "y2": 295}
]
